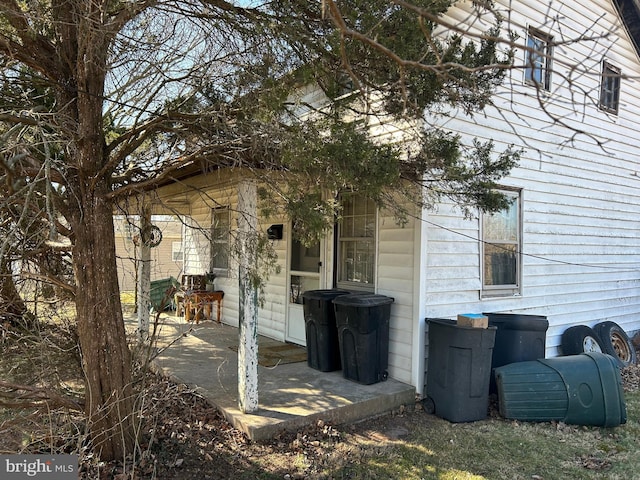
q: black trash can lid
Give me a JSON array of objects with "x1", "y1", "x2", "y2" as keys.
[
  {"x1": 427, "y1": 318, "x2": 456, "y2": 326},
  {"x1": 484, "y1": 312, "x2": 549, "y2": 331},
  {"x1": 302, "y1": 289, "x2": 352, "y2": 301},
  {"x1": 332, "y1": 293, "x2": 394, "y2": 306}
]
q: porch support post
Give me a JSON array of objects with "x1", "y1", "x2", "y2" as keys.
[
  {"x1": 237, "y1": 180, "x2": 259, "y2": 413},
  {"x1": 137, "y1": 209, "x2": 152, "y2": 342}
]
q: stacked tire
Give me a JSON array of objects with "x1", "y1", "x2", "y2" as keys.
[{"x1": 561, "y1": 321, "x2": 637, "y2": 367}]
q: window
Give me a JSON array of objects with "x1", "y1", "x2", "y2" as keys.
[
  {"x1": 171, "y1": 241, "x2": 183, "y2": 262},
  {"x1": 525, "y1": 28, "x2": 552, "y2": 90},
  {"x1": 289, "y1": 237, "x2": 321, "y2": 305},
  {"x1": 481, "y1": 190, "x2": 521, "y2": 297},
  {"x1": 124, "y1": 221, "x2": 135, "y2": 241},
  {"x1": 210, "y1": 207, "x2": 230, "y2": 274},
  {"x1": 116, "y1": 216, "x2": 135, "y2": 244},
  {"x1": 600, "y1": 61, "x2": 621, "y2": 114},
  {"x1": 337, "y1": 193, "x2": 376, "y2": 291}
]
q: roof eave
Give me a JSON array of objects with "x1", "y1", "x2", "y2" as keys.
[{"x1": 613, "y1": 0, "x2": 640, "y2": 58}]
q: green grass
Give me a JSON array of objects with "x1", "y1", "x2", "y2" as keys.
[{"x1": 328, "y1": 392, "x2": 640, "y2": 479}]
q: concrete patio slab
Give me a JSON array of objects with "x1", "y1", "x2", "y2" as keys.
[{"x1": 127, "y1": 314, "x2": 416, "y2": 441}]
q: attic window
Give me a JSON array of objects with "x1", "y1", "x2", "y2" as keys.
[
  {"x1": 332, "y1": 72, "x2": 356, "y2": 99},
  {"x1": 524, "y1": 28, "x2": 553, "y2": 91},
  {"x1": 600, "y1": 61, "x2": 621, "y2": 114}
]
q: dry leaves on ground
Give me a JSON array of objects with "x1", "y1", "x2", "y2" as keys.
[{"x1": 77, "y1": 348, "x2": 640, "y2": 479}]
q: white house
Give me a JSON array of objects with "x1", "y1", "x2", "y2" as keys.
[
  {"x1": 145, "y1": 0, "x2": 640, "y2": 398},
  {"x1": 114, "y1": 215, "x2": 184, "y2": 292}
]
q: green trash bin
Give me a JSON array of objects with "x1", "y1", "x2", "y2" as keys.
[
  {"x1": 150, "y1": 276, "x2": 178, "y2": 311},
  {"x1": 495, "y1": 352, "x2": 626, "y2": 427}
]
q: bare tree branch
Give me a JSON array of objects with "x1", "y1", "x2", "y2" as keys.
[{"x1": 0, "y1": 380, "x2": 84, "y2": 411}]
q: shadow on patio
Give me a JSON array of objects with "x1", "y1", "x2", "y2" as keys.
[{"x1": 125, "y1": 314, "x2": 416, "y2": 441}]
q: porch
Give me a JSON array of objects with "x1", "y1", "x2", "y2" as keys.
[{"x1": 127, "y1": 314, "x2": 416, "y2": 441}]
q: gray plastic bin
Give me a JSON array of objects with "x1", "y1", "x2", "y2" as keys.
[{"x1": 425, "y1": 318, "x2": 497, "y2": 422}]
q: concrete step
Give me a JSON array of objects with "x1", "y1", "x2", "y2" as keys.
[{"x1": 142, "y1": 316, "x2": 416, "y2": 440}]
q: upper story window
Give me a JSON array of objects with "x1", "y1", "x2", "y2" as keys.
[
  {"x1": 481, "y1": 190, "x2": 522, "y2": 297},
  {"x1": 210, "y1": 207, "x2": 230, "y2": 275},
  {"x1": 337, "y1": 193, "x2": 376, "y2": 292},
  {"x1": 525, "y1": 28, "x2": 553, "y2": 90},
  {"x1": 600, "y1": 61, "x2": 621, "y2": 114}
]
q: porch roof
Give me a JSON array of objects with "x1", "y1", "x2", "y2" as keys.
[{"x1": 128, "y1": 314, "x2": 415, "y2": 440}]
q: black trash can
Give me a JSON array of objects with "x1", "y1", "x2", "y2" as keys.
[
  {"x1": 332, "y1": 294, "x2": 394, "y2": 384},
  {"x1": 425, "y1": 318, "x2": 497, "y2": 422},
  {"x1": 302, "y1": 289, "x2": 351, "y2": 372},
  {"x1": 485, "y1": 313, "x2": 549, "y2": 393}
]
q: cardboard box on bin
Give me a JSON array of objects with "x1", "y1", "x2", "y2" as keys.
[{"x1": 457, "y1": 313, "x2": 488, "y2": 328}]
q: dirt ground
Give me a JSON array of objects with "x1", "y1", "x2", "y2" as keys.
[
  {"x1": 78, "y1": 374, "x2": 360, "y2": 479},
  {"x1": 77, "y1": 352, "x2": 640, "y2": 480}
]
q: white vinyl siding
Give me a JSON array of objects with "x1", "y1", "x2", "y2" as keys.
[
  {"x1": 180, "y1": 170, "x2": 288, "y2": 341},
  {"x1": 377, "y1": 209, "x2": 417, "y2": 386},
  {"x1": 424, "y1": 0, "x2": 640, "y2": 362}
]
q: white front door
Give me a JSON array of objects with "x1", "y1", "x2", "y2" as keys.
[{"x1": 286, "y1": 236, "x2": 322, "y2": 345}]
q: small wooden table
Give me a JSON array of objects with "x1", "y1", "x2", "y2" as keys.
[{"x1": 184, "y1": 290, "x2": 224, "y2": 324}]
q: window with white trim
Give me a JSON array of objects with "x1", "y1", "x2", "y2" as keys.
[
  {"x1": 600, "y1": 61, "x2": 621, "y2": 114},
  {"x1": 210, "y1": 207, "x2": 230, "y2": 274},
  {"x1": 171, "y1": 241, "x2": 183, "y2": 262},
  {"x1": 481, "y1": 190, "x2": 521, "y2": 297},
  {"x1": 336, "y1": 193, "x2": 376, "y2": 292},
  {"x1": 525, "y1": 28, "x2": 552, "y2": 91}
]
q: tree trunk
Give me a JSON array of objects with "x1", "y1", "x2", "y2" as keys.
[
  {"x1": 72, "y1": 192, "x2": 137, "y2": 460},
  {"x1": 48, "y1": 2, "x2": 138, "y2": 460},
  {"x1": 0, "y1": 256, "x2": 27, "y2": 322}
]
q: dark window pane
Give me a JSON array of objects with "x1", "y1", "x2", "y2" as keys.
[
  {"x1": 484, "y1": 244, "x2": 517, "y2": 286},
  {"x1": 600, "y1": 62, "x2": 620, "y2": 113},
  {"x1": 291, "y1": 237, "x2": 320, "y2": 273}
]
